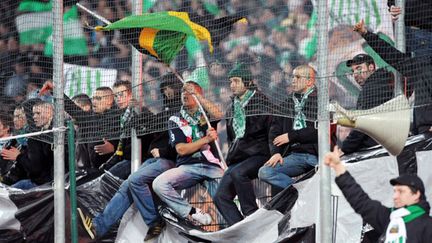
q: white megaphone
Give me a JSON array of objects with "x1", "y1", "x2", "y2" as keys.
[{"x1": 332, "y1": 95, "x2": 410, "y2": 156}]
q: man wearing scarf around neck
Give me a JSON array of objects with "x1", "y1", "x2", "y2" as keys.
[
  {"x1": 258, "y1": 65, "x2": 318, "y2": 195},
  {"x1": 325, "y1": 146, "x2": 432, "y2": 243},
  {"x1": 213, "y1": 63, "x2": 272, "y2": 226},
  {"x1": 152, "y1": 81, "x2": 224, "y2": 226}
]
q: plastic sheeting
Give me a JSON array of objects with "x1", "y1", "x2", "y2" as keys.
[{"x1": 0, "y1": 135, "x2": 430, "y2": 242}]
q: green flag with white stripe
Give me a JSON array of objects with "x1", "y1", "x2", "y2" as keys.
[
  {"x1": 303, "y1": 0, "x2": 392, "y2": 60},
  {"x1": 44, "y1": 6, "x2": 88, "y2": 56}
]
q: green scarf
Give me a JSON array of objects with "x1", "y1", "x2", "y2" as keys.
[
  {"x1": 292, "y1": 87, "x2": 314, "y2": 130},
  {"x1": 180, "y1": 106, "x2": 205, "y2": 142},
  {"x1": 385, "y1": 205, "x2": 426, "y2": 243},
  {"x1": 232, "y1": 89, "x2": 255, "y2": 139}
]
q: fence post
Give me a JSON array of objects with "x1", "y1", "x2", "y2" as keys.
[{"x1": 316, "y1": 0, "x2": 332, "y2": 242}]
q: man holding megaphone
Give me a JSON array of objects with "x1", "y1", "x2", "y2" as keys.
[{"x1": 341, "y1": 53, "x2": 394, "y2": 154}]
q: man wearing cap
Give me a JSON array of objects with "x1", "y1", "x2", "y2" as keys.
[
  {"x1": 325, "y1": 146, "x2": 432, "y2": 242},
  {"x1": 341, "y1": 53, "x2": 394, "y2": 154},
  {"x1": 213, "y1": 63, "x2": 272, "y2": 226}
]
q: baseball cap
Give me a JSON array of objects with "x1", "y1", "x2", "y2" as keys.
[
  {"x1": 390, "y1": 174, "x2": 425, "y2": 195},
  {"x1": 346, "y1": 54, "x2": 374, "y2": 67}
]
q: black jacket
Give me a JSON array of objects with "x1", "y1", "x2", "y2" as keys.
[
  {"x1": 226, "y1": 91, "x2": 272, "y2": 164},
  {"x1": 336, "y1": 171, "x2": 432, "y2": 242},
  {"x1": 16, "y1": 136, "x2": 53, "y2": 185},
  {"x1": 64, "y1": 95, "x2": 120, "y2": 168},
  {"x1": 387, "y1": 0, "x2": 432, "y2": 31},
  {"x1": 269, "y1": 90, "x2": 318, "y2": 157},
  {"x1": 342, "y1": 69, "x2": 394, "y2": 154},
  {"x1": 363, "y1": 31, "x2": 432, "y2": 134}
]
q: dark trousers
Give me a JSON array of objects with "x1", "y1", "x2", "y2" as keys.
[{"x1": 213, "y1": 155, "x2": 267, "y2": 226}]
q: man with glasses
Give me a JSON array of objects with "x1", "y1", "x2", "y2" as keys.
[{"x1": 340, "y1": 54, "x2": 394, "y2": 154}]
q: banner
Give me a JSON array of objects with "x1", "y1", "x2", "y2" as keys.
[{"x1": 64, "y1": 63, "x2": 117, "y2": 98}]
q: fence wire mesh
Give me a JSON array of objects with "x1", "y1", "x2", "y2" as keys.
[{"x1": 0, "y1": 0, "x2": 431, "y2": 148}]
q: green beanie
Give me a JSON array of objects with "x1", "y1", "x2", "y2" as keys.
[{"x1": 228, "y1": 63, "x2": 253, "y2": 81}]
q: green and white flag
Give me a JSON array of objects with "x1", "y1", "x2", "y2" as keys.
[
  {"x1": 185, "y1": 36, "x2": 210, "y2": 89},
  {"x1": 18, "y1": 0, "x2": 52, "y2": 13},
  {"x1": 16, "y1": 0, "x2": 53, "y2": 45},
  {"x1": 16, "y1": 11, "x2": 52, "y2": 45},
  {"x1": 64, "y1": 63, "x2": 117, "y2": 98},
  {"x1": 44, "y1": 6, "x2": 88, "y2": 56},
  {"x1": 304, "y1": 0, "x2": 393, "y2": 60}
]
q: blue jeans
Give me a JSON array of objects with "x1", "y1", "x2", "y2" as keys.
[
  {"x1": 152, "y1": 163, "x2": 224, "y2": 218},
  {"x1": 258, "y1": 153, "x2": 318, "y2": 189},
  {"x1": 12, "y1": 179, "x2": 38, "y2": 190},
  {"x1": 109, "y1": 159, "x2": 131, "y2": 180},
  {"x1": 92, "y1": 158, "x2": 175, "y2": 237},
  {"x1": 213, "y1": 155, "x2": 267, "y2": 226}
]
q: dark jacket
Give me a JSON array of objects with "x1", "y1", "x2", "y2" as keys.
[
  {"x1": 342, "y1": 69, "x2": 394, "y2": 154},
  {"x1": 64, "y1": 95, "x2": 120, "y2": 168},
  {"x1": 336, "y1": 171, "x2": 432, "y2": 242},
  {"x1": 363, "y1": 31, "x2": 432, "y2": 134},
  {"x1": 269, "y1": 90, "x2": 318, "y2": 157},
  {"x1": 387, "y1": 0, "x2": 432, "y2": 31},
  {"x1": 16, "y1": 136, "x2": 53, "y2": 185},
  {"x1": 226, "y1": 91, "x2": 271, "y2": 164}
]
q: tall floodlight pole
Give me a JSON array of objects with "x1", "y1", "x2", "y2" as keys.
[
  {"x1": 53, "y1": 1, "x2": 65, "y2": 242},
  {"x1": 130, "y1": 0, "x2": 143, "y2": 173},
  {"x1": 316, "y1": 0, "x2": 332, "y2": 242},
  {"x1": 394, "y1": 0, "x2": 406, "y2": 96}
]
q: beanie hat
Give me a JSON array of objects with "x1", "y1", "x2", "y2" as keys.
[{"x1": 228, "y1": 63, "x2": 253, "y2": 82}]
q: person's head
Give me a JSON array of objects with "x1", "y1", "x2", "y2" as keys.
[
  {"x1": 32, "y1": 100, "x2": 53, "y2": 129},
  {"x1": 291, "y1": 65, "x2": 316, "y2": 94},
  {"x1": 92, "y1": 87, "x2": 114, "y2": 113},
  {"x1": 0, "y1": 114, "x2": 12, "y2": 138},
  {"x1": 181, "y1": 81, "x2": 203, "y2": 111},
  {"x1": 347, "y1": 54, "x2": 376, "y2": 86},
  {"x1": 160, "y1": 73, "x2": 183, "y2": 100},
  {"x1": 72, "y1": 94, "x2": 92, "y2": 112},
  {"x1": 112, "y1": 80, "x2": 132, "y2": 109},
  {"x1": 13, "y1": 105, "x2": 27, "y2": 130},
  {"x1": 390, "y1": 174, "x2": 425, "y2": 208},
  {"x1": 228, "y1": 63, "x2": 254, "y2": 97}
]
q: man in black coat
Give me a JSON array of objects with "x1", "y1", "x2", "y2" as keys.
[
  {"x1": 353, "y1": 20, "x2": 432, "y2": 136},
  {"x1": 258, "y1": 65, "x2": 318, "y2": 193},
  {"x1": 341, "y1": 54, "x2": 394, "y2": 154},
  {"x1": 12, "y1": 100, "x2": 55, "y2": 189},
  {"x1": 213, "y1": 63, "x2": 272, "y2": 226},
  {"x1": 325, "y1": 146, "x2": 432, "y2": 242}
]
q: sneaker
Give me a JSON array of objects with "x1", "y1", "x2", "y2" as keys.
[
  {"x1": 144, "y1": 221, "x2": 165, "y2": 242},
  {"x1": 191, "y1": 208, "x2": 212, "y2": 225},
  {"x1": 77, "y1": 208, "x2": 96, "y2": 239}
]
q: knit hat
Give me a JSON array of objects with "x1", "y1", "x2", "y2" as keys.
[{"x1": 228, "y1": 63, "x2": 253, "y2": 81}]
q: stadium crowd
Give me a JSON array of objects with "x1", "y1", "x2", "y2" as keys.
[{"x1": 0, "y1": 0, "x2": 431, "y2": 242}]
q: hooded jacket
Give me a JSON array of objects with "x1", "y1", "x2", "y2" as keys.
[{"x1": 336, "y1": 171, "x2": 432, "y2": 242}]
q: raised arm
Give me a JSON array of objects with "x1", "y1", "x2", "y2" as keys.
[{"x1": 353, "y1": 20, "x2": 411, "y2": 74}]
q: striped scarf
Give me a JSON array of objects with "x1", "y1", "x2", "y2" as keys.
[{"x1": 232, "y1": 89, "x2": 255, "y2": 139}]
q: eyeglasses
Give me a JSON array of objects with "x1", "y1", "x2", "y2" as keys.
[
  {"x1": 114, "y1": 90, "x2": 129, "y2": 98},
  {"x1": 92, "y1": 96, "x2": 103, "y2": 101}
]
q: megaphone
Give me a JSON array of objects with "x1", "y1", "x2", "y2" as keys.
[{"x1": 332, "y1": 95, "x2": 410, "y2": 156}]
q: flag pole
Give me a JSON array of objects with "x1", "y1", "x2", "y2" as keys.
[
  {"x1": 77, "y1": 3, "x2": 111, "y2": 25},
  {"x1": 76, "y1": 3, "x2": 228, "y2": 170}
]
